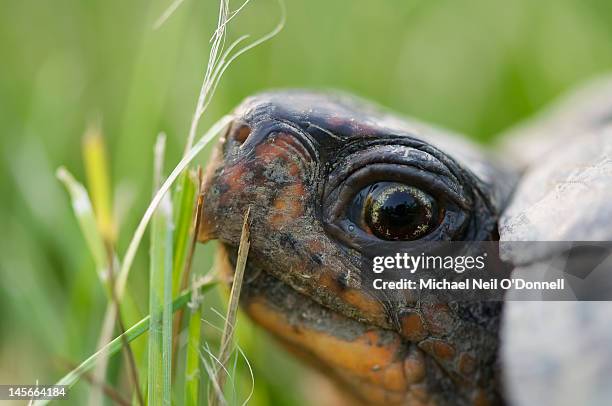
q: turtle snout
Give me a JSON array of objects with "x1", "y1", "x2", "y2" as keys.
[{"x1": 197, "y1": 119, "x2": 316, "y2": 246}]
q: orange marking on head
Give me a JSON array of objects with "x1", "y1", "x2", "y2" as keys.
[
  {"x1": 341, "y1": 288, "x2": 387, "y2": 325},
  {"x1": 419, "y1": 338, "x2": 456, "y2": 363},
  {"x1": 382, "y1": 362, "x2": 410, "y2": 392},
  {"x1": 245, "y1": 297, "x2": 413, "y2": 404},
  {"x1": 258, "y1": 134, "x2": 304, "y2": 169},
  {"x1": 317, "y1": 272, "x2": 388, "y2": 327},
  {"x1": 458, "y1": 353, "x2": 476, "y2": 377},
  {"x1": 422, "y1": 303, "x2": 454, "y2": 336},
  {"x1": 223, "y1": 164, "x2": 247, "y2": 195},
  {"x1": 270, "y1": 183, "x2": 305, "y2": 228},
  {"x1": 254, "y1": 142, "x2": 277, "y2": 163},
  {"x1": 318, "y1": 271, "x2": 341, "y2": 294},
  {"x1": 247, "y1": 299, "x2": 399, "y2": 376},
  {"x1": 432, "y1": 340, "x2": 456, "y2": 361},
  {"x1": 400, "y1": 311, "x2": 428, "y2": 342},
  {"x1": 287, "y1": 160, "x2": 301, "y2": 177}
]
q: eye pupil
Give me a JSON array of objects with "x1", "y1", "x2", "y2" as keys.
[{"x1": 363, "y1": 182, "x2": 438, "y2": 240}]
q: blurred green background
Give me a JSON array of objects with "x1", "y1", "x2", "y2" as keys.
[{"x1": 1, "y1": 0, "x2": 612, "y2": 404}]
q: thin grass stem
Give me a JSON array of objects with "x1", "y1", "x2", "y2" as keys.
[{"x1": 209, "y1": 208, "x2": 251, "y2": 406}]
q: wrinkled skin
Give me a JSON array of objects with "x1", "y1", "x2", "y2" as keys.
[{"x1": 198, "y1": 91, "x2": 516, "y2": 405}]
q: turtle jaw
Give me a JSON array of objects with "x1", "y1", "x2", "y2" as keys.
[
  {"x1": 217, "y1": 239, "x2": 503, "y2": 406},
  {"x1": 216, "y1": 243, "x2": 434, "y2": 406}
]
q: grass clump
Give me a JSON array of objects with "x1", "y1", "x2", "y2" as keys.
[{"x1": 41, "y1": 1, "x2": 284, "y2": 405}]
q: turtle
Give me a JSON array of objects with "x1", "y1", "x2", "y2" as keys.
[{"x1": 196, "y1": 78, "x2": 612, "y2": 405}]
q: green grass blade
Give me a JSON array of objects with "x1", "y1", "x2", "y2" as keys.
[
  {"x1": 184, "y1": 285, "x2": 203, "y2": 406},
  {"x1": 149, "y1": 135, "x2": 174, "y2": 406},
  {"x1": 172, "y1": 170, "x2": 197, "y2": 296},
  {"x1": 32, "y1": 277, "x2": 215, "y2": 406},
  {"x1": 56, "y1": 167, "x2": 108, "y2": 283},
  {"x1": 171, "y1": 168, "x2": 201, "y2": 384},
  {"x1": 162, "y1": 212, "x2": 174, "y2": 406},
  {"x1": 82, "y1": 122, "x2": 115, "y2": 244}
]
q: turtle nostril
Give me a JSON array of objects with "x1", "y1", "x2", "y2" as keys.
[{"x1": 234, "y1": 124, "x2": 251, "y2": 145}]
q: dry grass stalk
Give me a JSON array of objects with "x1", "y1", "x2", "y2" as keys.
[{"x1": 208, "y1": 207, "x2": 251, "y2": 406}]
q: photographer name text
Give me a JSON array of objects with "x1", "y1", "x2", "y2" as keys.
[{"x1": 372, "y1": 278, "x2": 565, "y2": 291}]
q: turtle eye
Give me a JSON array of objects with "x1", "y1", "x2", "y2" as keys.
[{"x1": 349, "y1": 182, "x2": 441, "y2": 241}]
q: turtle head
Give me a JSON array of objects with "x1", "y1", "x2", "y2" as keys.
[{"x1": 198, "y1": 90, "x2": 511, "y2": 404}]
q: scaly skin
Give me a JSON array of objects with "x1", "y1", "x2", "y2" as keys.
[{"x1": 198, "y1": 91, "x2": 515, "y2": 405}]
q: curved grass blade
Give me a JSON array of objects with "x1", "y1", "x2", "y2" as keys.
[
  {"x1": 32, "y1": 277, "x2": 216, "y2": 406},
  {"x1": 56, "y1": 168, "x2": 108, "y2": 283},
  {"x1": 115, "y1": 114, "x2": 232, "y2": 302},
  {"x1": 209, "y1": 208, "x2": 251, "y2": 406}
]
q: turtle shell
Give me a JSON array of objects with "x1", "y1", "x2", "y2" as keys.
[{"x1": 498, "y1": 77, "x2": 612, "y2": 406}]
